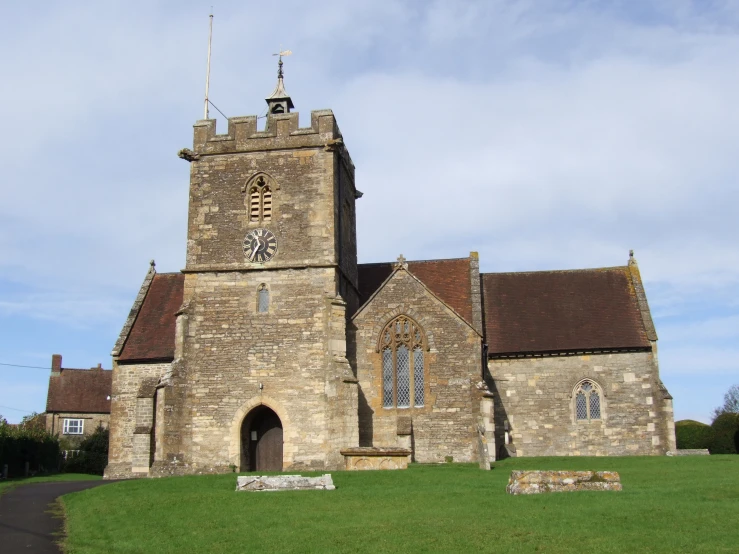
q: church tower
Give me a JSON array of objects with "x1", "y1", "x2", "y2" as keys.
[{"x1": 163, "y1": 63, "x2": 361, "y2": 472}]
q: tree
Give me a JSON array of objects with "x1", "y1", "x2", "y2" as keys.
[
  {"x1": 20, "y1": 412, "x2": 46, "y2": 432},
  {"x1": 712, "y1": 384, "x2": 739, "y2": 421}
]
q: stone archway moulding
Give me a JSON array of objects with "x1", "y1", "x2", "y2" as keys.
[{"x1": 228, "y1": 395, "x2": 290, "y2": 466}]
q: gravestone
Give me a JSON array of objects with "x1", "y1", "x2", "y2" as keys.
[
  {"x1": 507, "y1": 470, "x2": 622, "y2": 495},
  {"x1": 236, "y1": 474, "x2": 335, "y2": 491}
]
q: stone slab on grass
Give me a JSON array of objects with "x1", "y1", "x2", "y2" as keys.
[
  {"x1": 507, "y1": 470, "x2": 622, "y2": 495},
  {"x1": 236, "y1": 474, "x2": 335, "y2": 492},
  {"x1": 668, "y1": 449, "x2": 710, "y2": 456}
]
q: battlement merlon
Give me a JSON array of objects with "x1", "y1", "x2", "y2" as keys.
[{"x1": 192, "y1": 109, "x2": 354, "y2": 168}]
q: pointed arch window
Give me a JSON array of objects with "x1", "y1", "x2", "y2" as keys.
[
  {"x1": 248, "y1": 176, "x2": 273, "y2": 223},
  {"x1": 574, "y1": 380, "x2": 602, "y2": 421},
  {"x1": 380, "y1": 315, "x2": 425, "y2": 409},
  {"x1": 257, "y1": 284, "x2": 269, "y2": 313}
]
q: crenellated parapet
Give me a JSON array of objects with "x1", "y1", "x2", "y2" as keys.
[{"x1": 192, "y1": 110, "x2": 350, "y2": 163}]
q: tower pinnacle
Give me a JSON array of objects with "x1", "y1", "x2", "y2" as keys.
[{"x1": 266, "y1": 49, "x2": 295, "y2": 115}]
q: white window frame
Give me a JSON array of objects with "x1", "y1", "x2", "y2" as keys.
[{"x1": 63, "y1": 418, "x2": 84, "y2": 435}]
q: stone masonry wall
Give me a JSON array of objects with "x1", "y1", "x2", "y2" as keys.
[
  {"x1": 489, "y1": 351, "x2": 673, "y2": 457},
  {"x1": 169, "y1": 268, "x2": 356, "y2": 471},
  {"x1": 185, "y1": 110, "x2": 356, "y2": 275},
  {"x1": 353, "y1": 269, "x2": 484, "y2": 463},
  {"x1": 105, "y1": 361, "x2": 170, "y2": 478}
]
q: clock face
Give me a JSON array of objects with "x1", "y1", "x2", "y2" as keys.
[{"x1": 243, "y1": 228, "x2": 277, "y2": 263}]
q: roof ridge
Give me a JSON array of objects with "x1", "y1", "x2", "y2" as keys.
[
  {"x1": 482, "y1": 265, "x2": 627, "y2": 277},
  {"x1": 56, "y1": 367, "x2": 111, "y2": 372},
  {"x1": 359, "y1": 256, "x2": 470, "y2": 267}
]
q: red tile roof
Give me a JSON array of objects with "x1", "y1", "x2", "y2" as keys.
[
  {"x1": 118, "y1": 273, "x2": 184, "y2": 362},
  {"x1": 46, "y1": 368, "x2": 112, "y2": 413},
  {"x1": 357, "y1": 258, "x2": 473, "y2": 325},
  {"x1": 482, "y1": 267, "x2": 651, "y2": 355}
]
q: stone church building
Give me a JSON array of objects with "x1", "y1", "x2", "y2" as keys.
[{"x1": 104, "y1": 68, "x2": 676, "y2": 478}]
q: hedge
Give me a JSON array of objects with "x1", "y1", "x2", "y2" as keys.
[
  {"x1": 63, "y1": 427, "x2": 109, "y2": 475},
  {"x1": 709, "y1": 412, "x2": 739, "y2": 455},
  {"x1": 0, "y1": 423, "x2": 60, "y2": 477},
  {"x1": 675, "y1": 419, "x2": 714, "y2": 450}
]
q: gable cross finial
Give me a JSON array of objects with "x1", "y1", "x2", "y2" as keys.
[{"x1": 395, "y1": 254, "x2": 408, "y2": 269}]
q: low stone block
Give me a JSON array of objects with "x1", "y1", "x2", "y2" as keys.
[
  {"x1": 236, "y1": 474, "x2": 335, "y2": 492},
  {"x1": 667, "y1": 449, "x2": 710, "y2": 456},
  {"x1": 506, "y1": 470, "x2": 622, "y2": 495}
]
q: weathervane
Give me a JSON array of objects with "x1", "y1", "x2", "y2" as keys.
[{"x1": 272, "y1": 48, "x2": 292, "y2": 79}]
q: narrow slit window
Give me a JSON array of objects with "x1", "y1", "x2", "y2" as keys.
[{"x1": 257, "y1": 285, "x2": 269, "y2": 313}]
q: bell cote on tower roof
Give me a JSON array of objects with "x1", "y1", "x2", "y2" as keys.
[{"x1": 265, "y1": 54, "x2": 294, "y2": 115}]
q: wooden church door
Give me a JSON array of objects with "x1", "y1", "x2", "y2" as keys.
[{"x1": 249, "y1": 409, "x2": 283, "y2": 471}]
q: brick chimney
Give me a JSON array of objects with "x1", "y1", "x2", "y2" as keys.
[{"x1": 51, "y1": 354, "x2": 62, "y2": 375}]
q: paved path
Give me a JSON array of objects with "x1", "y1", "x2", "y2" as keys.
[{"x1": 0, "y1": 480, "x2": 113, "y2": 553}]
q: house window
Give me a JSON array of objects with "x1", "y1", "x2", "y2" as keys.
[
  {"x1": 63, "y1": 418, "x2": 84, "y2": 435},
  {"x1": 248, "y1": 176, "x2": 272, "y2": 223},
  {"x1": 257, "y1": 284, "x2": 269, "y2": 313},
  {"x1": 380, "y1": 315, "x2": 425, "y2": 409},
  {"x1": 574, "y1": 380, "x2": 602, "y2": 421}
]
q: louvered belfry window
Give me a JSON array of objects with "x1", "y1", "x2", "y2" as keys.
[
  {"x1": 575, "y1": 380, "x2": 602, "y2": 421},
  {"x1": 248, "y1": 176, "x2": 272, "y2": 223},
  {"x1": 380, "y1": 315, "x2": 425, "y2": 409}
]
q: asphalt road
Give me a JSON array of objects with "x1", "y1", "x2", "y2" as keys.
[{"x1": 0, "y1": 480, "x2": 113, "y2": 553}]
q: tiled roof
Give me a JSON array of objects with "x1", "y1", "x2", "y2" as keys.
[
  {"x1": 482, "y1": 267, "x2": 651, "y2": 355},
  {"x1": 118, "y1": 273, "x2": 184, "y2": 362},
  {"x1": 46, "y1": 368, "x2": 112, "y2": 413},
  {"x1": 357, "y1": 258, "x2": 473, "y2": 325}
]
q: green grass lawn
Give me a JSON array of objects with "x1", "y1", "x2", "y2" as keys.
[
  {"x1": 0, "y1": 473, "x2": 101, "y2": 497},
  {"x1": 62, "y1": 456, "x2": 738, "y2": 553}
]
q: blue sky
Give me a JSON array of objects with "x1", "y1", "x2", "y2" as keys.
[{"x1": 0, "y1": 1, "x2": 737, "y2": 423}]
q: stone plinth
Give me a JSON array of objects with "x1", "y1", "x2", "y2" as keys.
[
  {"x1": 340, "y1": 447, "x2": 411, "y2": 470},
  {"x1": 506, "y1": 470, "x2": 622, "y2": 495},
  {"x1": 236, "y1": 474, "x2": 335, "y2": 491}
]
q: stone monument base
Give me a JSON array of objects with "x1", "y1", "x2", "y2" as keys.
[{"x1": 340, "y1": 447, "x2": 411, "y2": 470}]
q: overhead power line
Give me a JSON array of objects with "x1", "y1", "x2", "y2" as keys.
[
  {"x1": 0, "y1": 404, "x2": 35, "y2": 414},
  {"x1": 0, "y1": 362, "x2": 50, "y2": 370}
]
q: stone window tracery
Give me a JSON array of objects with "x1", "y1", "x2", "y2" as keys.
[
  {"x1": 248, "y1": 176, "x2": 272, "y2": 223},
  {"x1": 380, "y1": 315, "x2": 425, "y2": 409},
  {"x1": 574, "y1": 380, "x2": 602, "y2": 422}
]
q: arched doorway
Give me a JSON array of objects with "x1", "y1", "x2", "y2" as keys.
[{"x1": 240, "y1": 405, "x2": 283, "y2": 472}]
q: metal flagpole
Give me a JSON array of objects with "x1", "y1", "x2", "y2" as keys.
[{"x1": 204, "y1": 11, "x2": 214, "y2": 120}]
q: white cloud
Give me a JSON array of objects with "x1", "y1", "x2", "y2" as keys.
[{"x1": 0, "y1": 1, "x2": 737, "y2": 422}]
